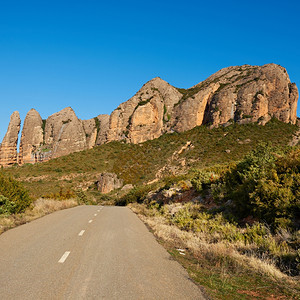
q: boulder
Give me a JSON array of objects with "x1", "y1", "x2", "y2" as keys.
[{"x1": 97, "y1": 173, "x2": 123, "y2": 193}]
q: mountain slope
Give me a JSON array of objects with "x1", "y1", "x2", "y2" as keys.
[{"x1": 3, "y1": 119, "x2": 298, "y2": 198}]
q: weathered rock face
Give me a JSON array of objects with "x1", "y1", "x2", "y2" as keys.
[
  {"x1": 44, "y1": 107, "x2": 87, "y2": 158},
  {"x1": 0, "y1": 111, "x2": 21, "y2": 167},
  {"x1": 102, "y1": 64, "x2": 298, "y2": 144},
  {"x1": 82, "y1": 114, "x2": 110, "y2": 148},
  {"x1": 82, "y1": 118, "x2": 97, "y2": 149},
  {"x1": 96, "y1": 173, "x2": 123, "y2": 193},
  {"x1": 19, "y1": 109, "x2": 44, "y2": 164},
  {"x1": 0, "y1": 63, "x2": 298, "y2": 166},
  {"x1": 95, "y1": 114, "x2": 110, "y2": 145},
  {"x1": 105, "y1": 77, "x2": 182, "y2": 144},
  {"x1": 172, "y1": 64, "x2": 298, "y2": 131}
]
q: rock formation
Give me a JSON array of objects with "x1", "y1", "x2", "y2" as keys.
[
  {"x1": 0, "y1": 111, "x2": 21, "y2": 167},
  {"x1": 95, "y1": 114, "x2": 110, "y2": 145},
  {"x1": 82, "y1": 118, "x2": 97, "y2": 149},
  {"x1": 172, "y1": 64, "x2": 298, "y2": 131},
  {"x1": 19, "y1": 109, "x2": 44, "y2": 164},
  {"x1": 106, "y1": 77, "x2": 182, "y2": 144},
  {"x1": 102, "y1": 64, "x2": 298, "y2": 144},
  {"x1": 0, "y1": 63, "x2": 298, "y2": 166},
  {"x1": 96, "y1": 173, "x2": 123, "y2": 193},
  {"x1": 44, "y1": 107, "x2": 87, "y2": 159}
]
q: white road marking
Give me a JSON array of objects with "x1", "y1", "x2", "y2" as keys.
[
  {"x1": 94, "y1": 214, "x2": 97, "y2": 216},
  {"x1": 58, "y1": 251, "x2": 70, "y2": 263},
  {"x1": 89, "y1": 220, "x2": 93, "y2": 223},
  {"x1": 97, "y1": 210, "x2": 100, "y2": 212},
  {"x1": 78, "y1": 230, "x2": 85, "y2": 236}
]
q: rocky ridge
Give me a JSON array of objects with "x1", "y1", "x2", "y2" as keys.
[{"x1": 0, "y1": 63, "x2": 298, "y2": 167}]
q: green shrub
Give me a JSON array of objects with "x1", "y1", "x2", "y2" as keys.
[
  {"x1": 222, "y1": 144, "x2": 299, "y2": 230},
  {"x1": 0, "y1": 195, "x2": 16, "y2": 214},
  {"x1": 0, "y1": 172, "x2": 32, "y2": 214},
  {"x1": 76, "y1": 189, "x2": 90, "y2": 205},
  {"x1": 191, "y1": 170, "x2": 219, "y2": 192},
  {"x1": 116, "y1": 185, "x2": 152, "y2": 206}
]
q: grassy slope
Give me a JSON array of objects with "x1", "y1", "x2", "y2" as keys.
[{"x1": 3, "y1": 119, "x2": 298, "y2": 198}]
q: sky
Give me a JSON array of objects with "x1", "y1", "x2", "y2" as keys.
[{"x1": 0, "y1": 0, "x2": 299, "y2": 142}]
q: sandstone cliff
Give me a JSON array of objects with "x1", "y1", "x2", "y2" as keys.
[
  {"x1": 0, "y1": 111, "x2": 21, "y2": 167},
  {"x1": 95, "y1": 114, "x2": 110, "y2": 145},
  {"x1": 44, "y1": 107, "x2": 87, "y2": 158},
  {"x1": 19, "y1": 109, "x2": 44, "y2": 164},
  {"x1": 101, "y1": 64, "x2": 298, "y2": 145},
  {"x1": 172, "y1": 63, "x2": 298, "y2": 131},
  {"x1": 106, "y1": 77, "x2": 182, "y2": 144},
  {"x1": 0, "y1": 63, "x2": 298, "y2": 167}
]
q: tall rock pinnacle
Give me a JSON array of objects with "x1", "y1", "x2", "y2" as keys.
[
  {"x1": 0, "y1": 111, "x2": 21, "y2": 167},
  {"x1": 19, "y1": 109, "x2": 44, "y2": 164}
]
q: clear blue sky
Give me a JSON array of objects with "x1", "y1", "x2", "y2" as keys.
[{"x1": 0, "y1": 0, "x2": 299, "y2": 141}]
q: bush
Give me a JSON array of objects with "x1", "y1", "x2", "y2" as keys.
[
  {"x1": 76, "y1": 190, "x2": 91, "y2": 205},
  {"x1": 116, "y1": 185, "x2": 152, "y2": 206},
  {"x1": 191, "y1": 170, "x2": 219, "y2": 192},
  {"x1": 222, "y1": 144, "x2": 299, "y2": 230},
  {"x1": 0, "y1": 195, "x2": 15, "y2": 214},
  {"x1": 42, "y1": 187, "x2": 75, "y2": 200},
  {"x1": 0, "y1": 172, "x2": 32, "y2": 214}
]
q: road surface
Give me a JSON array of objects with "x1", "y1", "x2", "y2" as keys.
[{"x1": 0, "y1": 206, "x2": 205, "y2": 299}]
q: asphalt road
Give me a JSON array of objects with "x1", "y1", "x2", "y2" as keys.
[{"x1": 0, "y1": 206, "x2": 205, "y2": 299}]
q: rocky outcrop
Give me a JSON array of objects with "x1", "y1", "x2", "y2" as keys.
[
  {"x1": 96, "y1": 173, "x2": 123, "y2": 193},
  {"x1": 82, "y1": 118, "x2": 97, "y2": 149},
  {"x1": 19, "y1": 109, "x2": 44, "y2": 164},
  {"x1": 172, "y1": 64, "x2": 298, "y2": 131},
  {"x1": 95, "y1": 114, "x2": 110, "y2": 145},
  {"x1": 0, "y1": 111, "x2": 21, "y2": 167},
  {"x1": 44, "y1": 107, "x2": 87, "y2": 158},
  {"x1": 0, "y1": 63, "x2": 298, "y2": 166},
  {"x1": 105, "y1": 77, "x2": 182, "y2": 144},
  {"x1": 82, "y1": 114, "x2": 110, "y2": 148},
  {"x1": 101, "y1": 64, "x2": 298, "y2": 144}
]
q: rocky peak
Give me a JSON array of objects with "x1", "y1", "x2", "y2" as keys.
[
  {"x1": 44, "y1": 107, "x2": 87, "y2": 158},
  {"x1": 105, "y1": 77, "x2": 182, "y2": 144},
  {"x1": 19, "y1": 109, "x2": 43, "y2": 164},
  {"x1": 172, "y1": 63, "x2": 298, "y2": 131},
  {"x1": 0, "y1": 111, "x2": 21, "y2": 167}
]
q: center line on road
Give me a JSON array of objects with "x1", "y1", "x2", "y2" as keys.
[
  {"x1": 89, "y1": 220, "x2": 93, "y2": 223},
  {"x1": 94, "y1": 213, "x2": 97, "y2": 216},
  {"x1": 58, "y1": 251, "x2": 70, "y2": 263},
  {"x1": 78, "y1": 230, "x2": 85, "y2": 236}
]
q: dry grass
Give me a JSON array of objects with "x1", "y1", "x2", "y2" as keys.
[
  {"x1": 130, "y1": 203, "x2": 299, "y2": 298},
  {"x1": 0, "y1": 198, "x2": 78, "y2": 235}
]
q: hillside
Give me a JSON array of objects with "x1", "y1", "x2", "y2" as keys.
[
  {"x1": 1, "y1": 119, "x2": 299, "y2": 299},
  {"x1": 3, "y1": 119, "x2": 298, "y2": 199}
]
